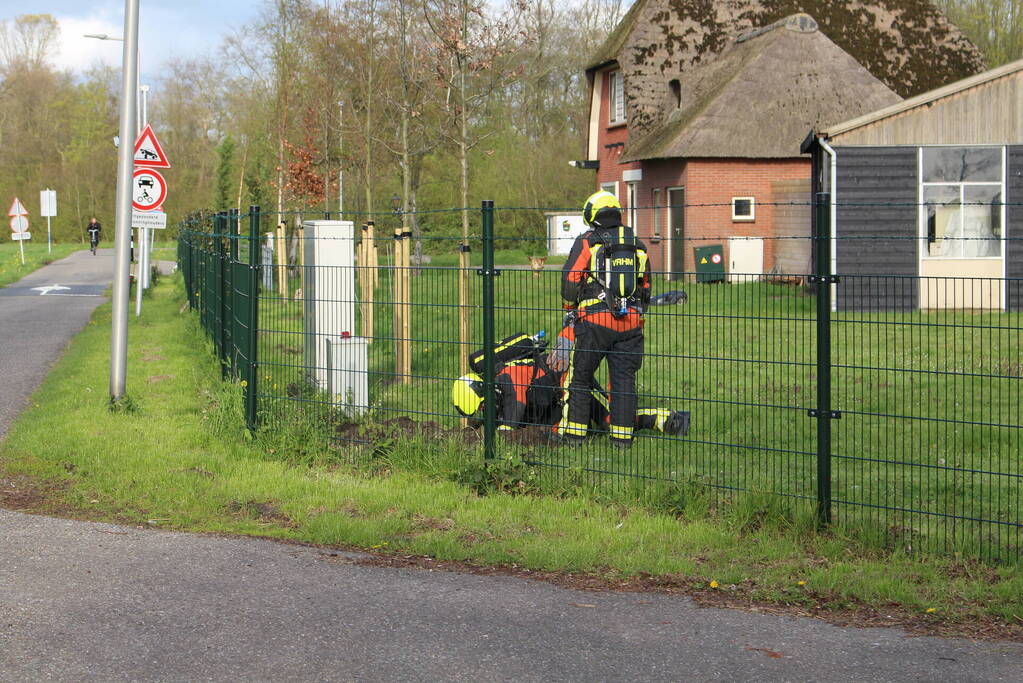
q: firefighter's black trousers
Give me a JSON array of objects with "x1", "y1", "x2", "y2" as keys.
[{"x1": 563, "y1": 314, "x2": 644, "y2": 444}]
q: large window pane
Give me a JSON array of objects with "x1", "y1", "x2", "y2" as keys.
[
  {"x1": 924, "y1": 186, "x2": 961, "y2": 257},
  {"x1": 922, "y1": 147, "x2": 1001, "y2": 183},
  {"x1": 962, "y1": 186, "x2": 1002, "y2": 257}
]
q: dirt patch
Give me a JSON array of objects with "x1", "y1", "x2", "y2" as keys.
[
  {"x1": 499, "y1": 425, "x2": 552, "y2": 447},
  {"x1": 146, "y1": 374, "x2": 176, "y2": 384},
  {"x1": 142, "y1": 352, "x2": 165, "y2": 362},
  {"x1": 335, "y1": 416, "x2": 481, "y2": 446},
  {"x1": 0, "y1": 476, "x2": 58, "y2": 511},
  {"x1": 227, "y1": 499, "x2": 295, "y2": 527},
  {"x1": 412, "y1": 514, "x2": 455, "y2": 532}
]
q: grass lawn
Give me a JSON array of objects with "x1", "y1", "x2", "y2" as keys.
[
  {"x1": 2, "y1": 275, "x2": 1022, "y2": 637},
  {"x1": 239, "y1": 244, "x2": 1021, "y2": 564},
  {"x1": 0, "y1": 242, "x2": 85, "y2": 288}
]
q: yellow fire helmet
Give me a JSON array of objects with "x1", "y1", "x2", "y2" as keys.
[
  {"x1": 452, "y1": 372, "x2": 485, "y2": 417},
  {"x1": 582, "y1": 190, "x2": 622, "y2": 228}
]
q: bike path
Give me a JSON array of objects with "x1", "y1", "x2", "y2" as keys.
[{"x1": 0, "y1": 249, "x2": 112, "y2": 439}]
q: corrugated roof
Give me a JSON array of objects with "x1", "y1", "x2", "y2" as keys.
[
  {"x1": 621, "y1": 15, "x2": 902, "y2": 161},
  {"x1": 821, "y1": 58, "x2": 1023, "y2": 137}
]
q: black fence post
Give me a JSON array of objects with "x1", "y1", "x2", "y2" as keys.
[
  {"x1": 245, "y1": 205, "x2": 260, "y2": 431},
  {"x1": 480, "y1": 200, "x2": 497, "y2": 461},
  {"x1": 813, "y1": 191, "x2": 834, "y2": 527},
  {"x1": 217, "y1": 212, "x2": 229, "y2": 380}
]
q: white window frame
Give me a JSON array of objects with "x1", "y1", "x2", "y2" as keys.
[
  {"x1": 600, "y1": 181, "x2": 619, "y2": 200},
  {"x1": 731, "y1": 196, "x2": 755, "y2": 222},
  {"x1": 608, "y1": 69, "x2": 625, "y2": 126},
  {"x1": 626, "y1": 182, "x2": 638, "y2": 229},
  {"x1": 918, "y1": 145, "x2": 1005, "y2": 260},
  {"x1": 651, "y1": 188, "x2": 662, "y2": 240}
]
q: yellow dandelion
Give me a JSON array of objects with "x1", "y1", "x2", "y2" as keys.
[
  {"x1": 926, "y1": 607, "x2": 937, "y2": 614},
  {"x1": 709, "y1": 580, "x2": 719, "y2": 589},
  {"x1": 797, "y1": 580, "x2": 806, "y2": 586},
  {"x1": 240, "y1": 380, "x2": 248, "y2": 387}
]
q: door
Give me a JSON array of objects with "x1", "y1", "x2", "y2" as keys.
[
  {"x1": 668, "y1": 188, "x2": 685, "y2": 280},
  {"x1": 727, "y1": 237, "x2": 764, "y2": 283}
]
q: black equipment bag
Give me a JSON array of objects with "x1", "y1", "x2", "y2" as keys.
[{"x1": 468, "y1": 332, "x2": 544, "y2": 375}]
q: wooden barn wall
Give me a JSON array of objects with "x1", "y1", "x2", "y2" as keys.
[
  {"x1": 830, "y1": 72, "x2": 1023, "y2": 146},
  {"x1": 834, "y1": 147, "x2": 919, "y2": 311},
  {"x1": 1006, "y1": 146, "x2": 1023, "y2": 311}
]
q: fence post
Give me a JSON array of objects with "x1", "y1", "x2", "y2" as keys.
[
  {"x1": 245, "y1": 205, "x2": 260, "y2": 431},
  {"x1": 217, "y1": 212, "x2": 229, "y2": 379},
  {"x1": 813, "y1": 191, "x2": 834, "y2": 527},
  {"x1": 480, "y1": 200, "x2": 497, "y2": 460}
]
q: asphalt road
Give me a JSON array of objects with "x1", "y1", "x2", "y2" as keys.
[
  {"x1": 1, "y1": 509, "x2": 1022, "y2": 682},
  {"x1": 2, "y1": 253, "x2": 1022, "y2": 681},
  {"x1": 0, "y1": 248, "x2": 113, "y2": 439}
]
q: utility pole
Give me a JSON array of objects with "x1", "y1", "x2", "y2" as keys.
[{"x1": 110, "y1": 0, "x2": 140, "y2": 401}]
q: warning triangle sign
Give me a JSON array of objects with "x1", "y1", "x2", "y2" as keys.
[
  {"x1": 7, "y1": 197, "x2": 27, "y2": 217},
  {"x1": 133, "y1": 123, "x2": 171, "y2": 168},
  {"x1": 700, "y1": 257, "x2": 708, "y2": 264}
]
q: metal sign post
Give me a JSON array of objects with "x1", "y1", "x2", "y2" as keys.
[
  {"x1": 40, "y1": 190, "x2": 56, "y2": 253},
  {"x1": 110, "y1": 0, "x2": 140, "y2": 401},
  {"x1": 8, "y1": 197, "x2": 29, "y2": 264}
]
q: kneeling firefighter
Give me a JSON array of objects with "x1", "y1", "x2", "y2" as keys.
[
  {"x1": 560, "y1": 190, "x2": 651, "y2": 448},
  {"x1": 451, "y1": 327, "x2": 689, "y2": 438}
]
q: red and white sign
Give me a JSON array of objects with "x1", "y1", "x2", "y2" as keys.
[
  {"x1": 10, "y1": 215, "x2": 28, "y2": 232},
  {"x1": 132, "y1": 168, "x2": 167, "y2": 211},
  {"x1": 8, "y1": 197, "x2": 27, "y2": 217},
  {"x1": 711, "y1": 253, "x2": 723, "y2": 265},
  {"x1": 133, "y1": 123, "x2": 171, "y2": 168}
]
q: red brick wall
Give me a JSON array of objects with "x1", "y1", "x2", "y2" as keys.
[
  {"x1": 626, "y1": 158, "x2": 810, "y2": 273},
  {"x1": 593, "y1": 68, "x2": 641, "y2": 197}
]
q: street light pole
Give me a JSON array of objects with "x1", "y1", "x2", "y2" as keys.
[{"x1": 109, "y1": 0, "x2": 140, "y2": 401}]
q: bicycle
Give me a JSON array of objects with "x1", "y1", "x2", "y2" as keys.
[{"x1": 88, "y1": 230, "x2": 100, "y2": 255}]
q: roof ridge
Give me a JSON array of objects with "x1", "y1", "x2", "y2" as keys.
[{"x1": 735, "y1": 13, "x2": 818, "y2": 44}]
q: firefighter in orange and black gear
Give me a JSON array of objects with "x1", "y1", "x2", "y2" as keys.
[
  {"x1": 559, "y1": 190, "x2": 651, "y2": 448},
  {"x1": 451, "y1": 325, "x2": 689, "y2": 437}
]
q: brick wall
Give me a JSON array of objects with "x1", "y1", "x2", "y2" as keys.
[{"x1": 628, "y1": 158, "x2": 810, "y2": 273}]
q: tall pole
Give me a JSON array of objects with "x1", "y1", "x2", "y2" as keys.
[{"x1": 110, "y1": 0, "x2": 140, "y2": 401}]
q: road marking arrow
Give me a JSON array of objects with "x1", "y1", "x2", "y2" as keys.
[{"x1": 32, "y1": 284, "x2": 71, "y2": 296}]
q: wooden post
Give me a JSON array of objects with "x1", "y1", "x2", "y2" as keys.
[
  {"x1": 458, "y1": 248, "x2": 470, "y2": 374},
  {"x1": 401, "y1": 227, "x2": 412, "y2": 382},
  {"x1": 393, "y1": 227, "x2": 405, "y2": 383},
  {"x1": 275, "y1": 220, "x2": 288, "y2": 298},
  {"x1": 366, "y1": 222, "x2": 376, "y2": 341}
]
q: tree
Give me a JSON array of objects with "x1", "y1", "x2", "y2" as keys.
[{"x1": 214, "y1": 135, "x2": 236, "y2": 211}]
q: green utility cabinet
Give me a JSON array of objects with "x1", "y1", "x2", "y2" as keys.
[{"x1": 694, "y1": 244, "x2": 725, "y2": 282}]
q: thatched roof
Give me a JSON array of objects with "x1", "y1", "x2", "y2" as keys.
[
  {"x1": 621, "y1": 15, "x2": 902, "y2": 161},
  {"x1": 590, "y1": 0, "x2": 986, "y2": 139}
]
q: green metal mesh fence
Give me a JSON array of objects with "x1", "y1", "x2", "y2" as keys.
[{"x1": 178, "y1": 197, "x2": 1022, "y2": 564}]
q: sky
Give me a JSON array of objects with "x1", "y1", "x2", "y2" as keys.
[{"x1": 1, "y1": 0, "x2": 263, "y2": 80}]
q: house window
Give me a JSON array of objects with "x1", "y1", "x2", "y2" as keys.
[
  {"x1": 921, "y1": 146, "x2": 1004, "y2": 258},
  {"x1": 669, "y1": 79, "x2": 681, "y2": 109},
  {"x1": 652, "y1": 188, "x2": 662, "y2": 240},
  {"x1": 732, "y1": 197, "x2": 755, "y2": 221},
  {"x1": 600, "y1": 181, "x2": 618, "y2": 200},
  {"x1": 626, "y1": 182, "x2": 638, "y2": 228},
  {"x1": 608, "y1": 70, "x2": 625, "y2": 125}
]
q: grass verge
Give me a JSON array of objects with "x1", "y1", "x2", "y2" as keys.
[
  {"x1": 1, "y1": 276, "x2": 1022, "y2": 640},
  {"x1": 0, "y1": 243, "x2": 84, "y2": 287}
]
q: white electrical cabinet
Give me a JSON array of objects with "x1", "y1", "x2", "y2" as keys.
[
  {"x1": 303, "y1": 220, "x2": 367, "y2": 415},
  {"x1": 546, "y1": 213, "x2": 588, "y2": 255}
]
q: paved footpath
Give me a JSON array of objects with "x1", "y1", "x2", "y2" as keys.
[
  {"x1": 2, "y1": 252, "x2": 1023, "y2": 681},
  {"x1": 0, "y1": 248, "x2": 113, "y2": 439}
]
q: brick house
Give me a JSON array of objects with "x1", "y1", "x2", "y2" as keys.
[{"x1": 575, "y1": 1, "x2": 984, "y2": 278}]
